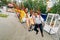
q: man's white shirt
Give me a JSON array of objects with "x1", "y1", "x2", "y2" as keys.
[{"x1": 34, "y1": 15, "x2": 44, "y2": 24}]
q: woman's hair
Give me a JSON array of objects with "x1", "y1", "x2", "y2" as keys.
[{"x1": 34, "y1": 11, "x2": 38, "y2": 13}]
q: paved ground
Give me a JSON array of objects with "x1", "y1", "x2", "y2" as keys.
[{"x1": 0, "y1": 12, "x2": 58, "y2": 40}]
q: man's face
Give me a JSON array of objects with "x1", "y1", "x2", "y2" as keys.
[
  {"x1": 47, "y1": 0, "x2": 49, "y2": 2},
  {"x1": 30, "y1": 9, "x2": 33, "y2": 14},
  {"x1": 37, "y1": 10, "x2": 41, "y2": 14}
]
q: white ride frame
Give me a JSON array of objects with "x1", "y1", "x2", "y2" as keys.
[{"x1": 44, "y1": 13, "x2": 60, "y2": 34}]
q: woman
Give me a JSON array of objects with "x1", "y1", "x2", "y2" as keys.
[
  {"x1": 25, "y1": 9, "x2": 34, "y2": 31},
  {"x1": 28, "y1": 11, "x2": 35, "y2": 31},
  {"x1": 25, "y1": 8, "x2": 30, "y2": 29},
  {"x1": 33, "y1": 12, "x2": 44, "y2": 37},
  {"x1": 19, "y1": 8, "x2": 26, "y2": 23},
  {"x1": 14, "y1": 8, "x2": 20, "y2": 19}
]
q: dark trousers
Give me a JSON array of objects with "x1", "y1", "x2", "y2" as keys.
[{"x1": 34, "y1": 24, "x2": 43, "y2": 36}]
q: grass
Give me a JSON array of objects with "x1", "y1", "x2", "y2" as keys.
[{"x1": 0, "y1": 14, "x2": 8, "y2": 18}]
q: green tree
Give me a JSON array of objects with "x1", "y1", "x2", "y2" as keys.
[
  {"x1": 23, "y1": 0, "x2": 46, "y2": 13},
  {"x1": 1, "y1": 0, "x2": 8, "y2": 5}
]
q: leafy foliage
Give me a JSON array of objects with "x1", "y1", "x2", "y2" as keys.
[
  {"x1": 23, "y1": 0, "x2": 46, "y2": 13},
  {"x1": 0, "y1": 0, "x2": 8, "y2": 7},
  {"x1": 49, "y1": 2, "x2": 60, "y2": 14}
]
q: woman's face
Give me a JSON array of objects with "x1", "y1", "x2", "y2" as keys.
[
  {"x1": 32, "y1": 11, "x2": 34, "y2": 15},
  {"x1": 25, "y1": 8, "x2": 28, "y2": 13},
  {"x1": 35, "y1": 13, "x2": 38, "y2": 16}
]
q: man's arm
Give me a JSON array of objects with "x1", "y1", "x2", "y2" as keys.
[{"x1": 40, "y1": 16, "x2": 45, "y2": 27}]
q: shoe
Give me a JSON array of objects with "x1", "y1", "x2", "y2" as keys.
[
  {"x1": 41, "y1": 34, "x2": 44, "y2": 37},
  {"x1": 36, "y1": 32, "x2": 38, "y2": 35},
  {"x1": 36, "y1": 31, "x2": 38, "y2": 35},
  {"x1": 31, "y1": 29, "x2": 34, "y2": 31},
  {"x1": 28, "y1": 30, "x2": 31, "y2": 32}
]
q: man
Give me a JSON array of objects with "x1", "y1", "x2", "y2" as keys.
[{"x1": 33, "y1": 12, "x2": 45, "y2": 37}]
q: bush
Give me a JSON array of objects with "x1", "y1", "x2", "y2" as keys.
[{"x1": 0, "y1": 14, "x2": 8, "y2": 18}]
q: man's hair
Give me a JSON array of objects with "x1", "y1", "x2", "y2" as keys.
[{"x1": 37, "y1": 9, "x2": 41, "y2": 12}]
